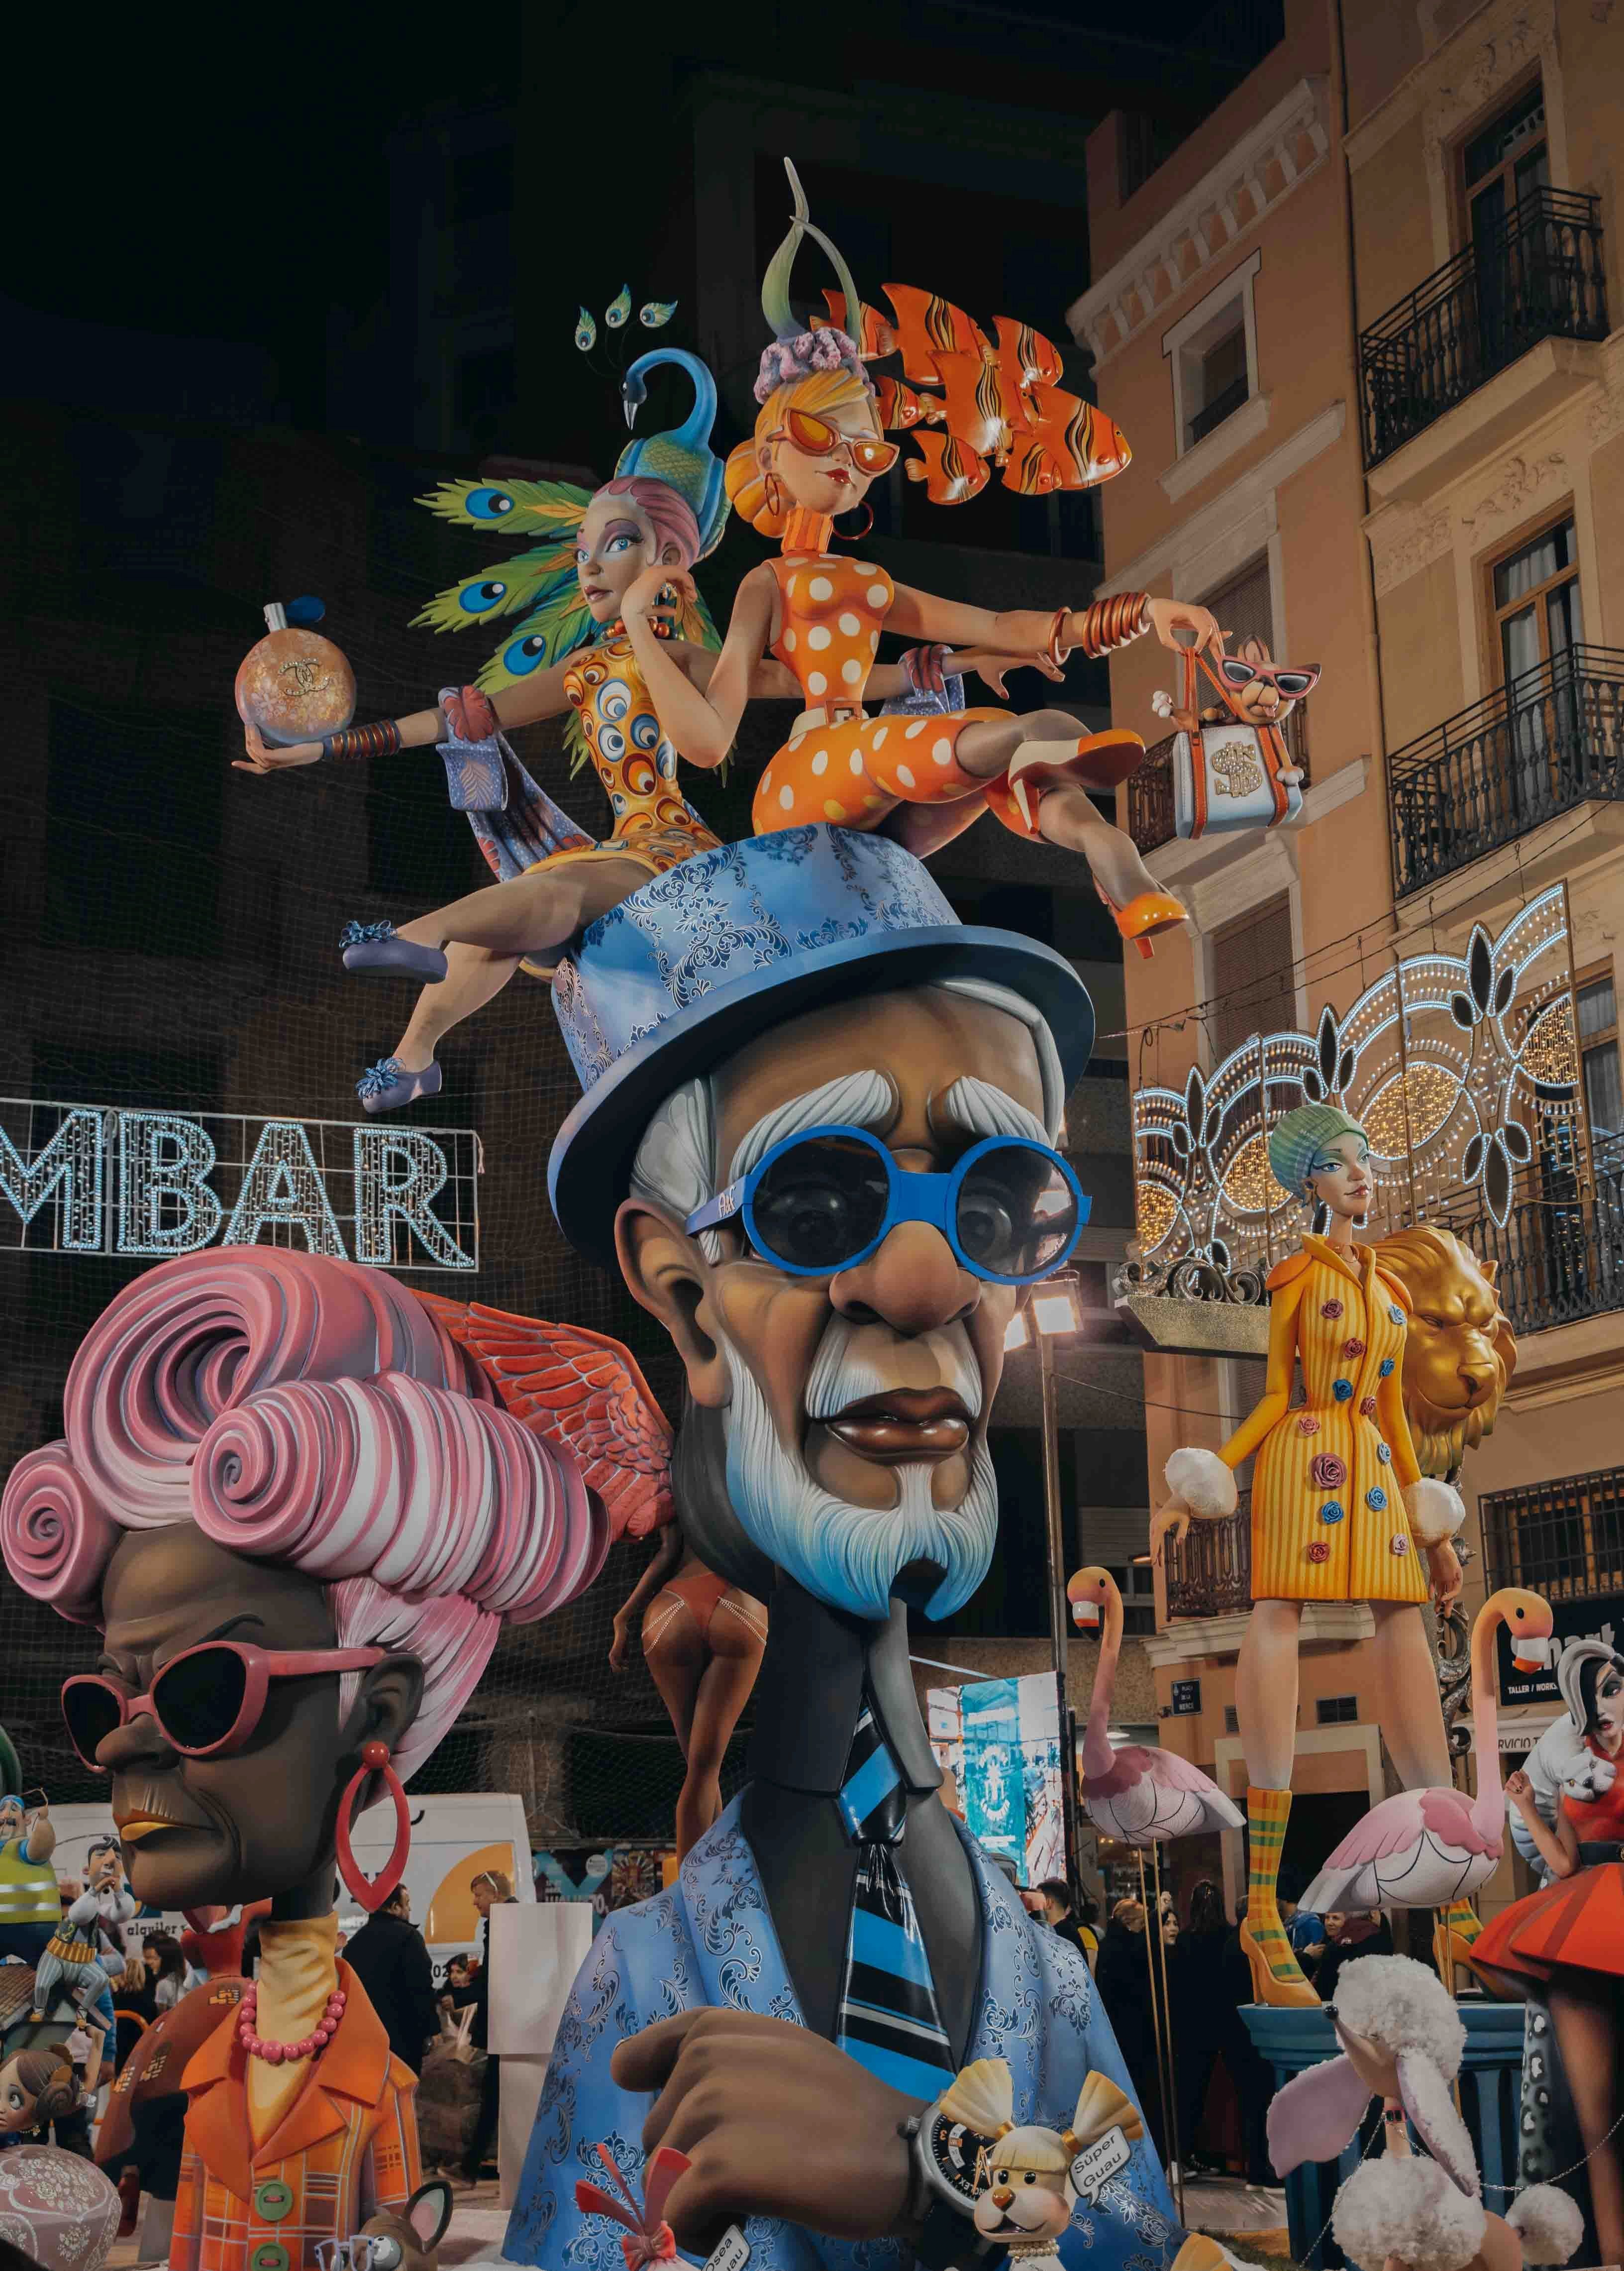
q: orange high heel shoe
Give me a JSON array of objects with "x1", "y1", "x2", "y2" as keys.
[
  {"x1": 1238, "y1": 1912, "x2": 1320, "y2": 2009},
  {"x1": 1097, "y1": 882, "x2": 1189, "y2": 960}
]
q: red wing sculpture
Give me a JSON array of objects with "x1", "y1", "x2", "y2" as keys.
[{"x1": 418, "y1": 1297, "x2": 673, "y2": 1539}]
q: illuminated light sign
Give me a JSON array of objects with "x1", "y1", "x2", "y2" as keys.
[
  {"x1": 0, "y1": 1099, "x2": 480, "y2": 1273},
  {"x1": 1133, "y1": 887, "x2": 1578, "y2": 1269}
]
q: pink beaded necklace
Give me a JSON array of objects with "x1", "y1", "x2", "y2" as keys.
[{"x1": 237, "y1": 1985, "x2": 346, "y2": 2066}]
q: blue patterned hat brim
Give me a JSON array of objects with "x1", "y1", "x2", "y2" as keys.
[{"x1": 547, "y1": 922, "x2": 1095, "y2": 1266}]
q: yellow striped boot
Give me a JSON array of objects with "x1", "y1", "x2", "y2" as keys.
[
  {"x1": 1433, "y1": 1898, "x2": 1482, "y2": 1987},
  {"x1": 1238, "y1": 1786, "x2": 1319, "y2": 2007}
]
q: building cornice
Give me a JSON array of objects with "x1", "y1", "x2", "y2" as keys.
[
  {"x1": 1095, "y1": 400, "x2": 1347, "y2": 598},
  {"x1": 1065, "y1": 78, "x2": 1329, "y2": 369},
  {"x1": 1343, "y1": 0, "x2": 1557, "y2": 174},
  {"x1": 1144, "y1": 1602, "x2": 1375, "y2": 1666}
]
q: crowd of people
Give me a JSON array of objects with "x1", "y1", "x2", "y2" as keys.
[{"x1": 1015, "y1": 1865, "x2": 1396, "y2": 2186}]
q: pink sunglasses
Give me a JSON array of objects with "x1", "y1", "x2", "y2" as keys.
[
  {"x1": 1216, "y1": 656, "x2": 1320, "y2": 698},
  {"x1": 62, "y1": 1641, "x2": 385, "y2": 1769}
]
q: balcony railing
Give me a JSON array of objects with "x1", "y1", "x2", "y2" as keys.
[
  {"x1": 1127, "y1": 706, "x2": 1309, "y2": 857},
  {"x1": 1482, "y1": 1462, "x2": 1624, "y2": 1604},
  {"x1": 1388, "y1": 646, "x2": 1624, "y2": 896},
  {"x1": 1163, "y1": 1492, "x2": 1251, "y2": 1620},
  {"x1": 1450, "y1": 1156, "x2": 1624, "y2": 1339},
  {"x1": 1358, "y1": 188, "x2": 1608, "y2": 467}
]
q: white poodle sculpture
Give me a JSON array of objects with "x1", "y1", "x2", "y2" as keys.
[{"x1": 1266, "y1": 1954, "x2": 1581, "y2": 2271}]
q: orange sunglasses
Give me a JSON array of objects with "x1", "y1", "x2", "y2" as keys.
[{"x1": 774, "y1": 407, "x2": 900, "y2": 476}]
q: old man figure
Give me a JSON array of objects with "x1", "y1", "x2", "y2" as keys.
[{"x1": 505, "y1": 829, "x2": 1188, "y2": 2271}]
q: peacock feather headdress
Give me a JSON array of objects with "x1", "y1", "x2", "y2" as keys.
[{"x1": 411, "y1": 316, "x2": 728, "y2": 767}]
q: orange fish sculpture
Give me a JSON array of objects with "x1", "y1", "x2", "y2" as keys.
[{"x1": 905, "y1": 432, "x2": 991, "y2": 506}]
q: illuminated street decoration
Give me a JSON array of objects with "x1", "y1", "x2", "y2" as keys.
[
  {"x1": 0, "y1": 1099, "x2": 479, "y2": 1272},
  {"x1": 1133, "y1": 887, "x2": 1577, "y2": 1266}
]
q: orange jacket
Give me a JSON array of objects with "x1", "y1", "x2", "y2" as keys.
[{"x1": 171, "y1": 1960, "x2": 421, "y2": 2271}]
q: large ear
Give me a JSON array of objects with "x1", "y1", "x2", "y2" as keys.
[
  {"x1": 1396, "y1": 2048, "x2": 1480, "y2": 2196},
  {"x1": 407, "y1": 2180, "x2": 454, "y2": 2251},
  {"x1": 614, "y1": 1199, "x2": 730, "y2": 1411},
  {"x1": 1265, "y1": 2054, "x2": 1370, "y2": 2176},
  {"x1": 338, "y1": 1654, "x2": 427, "y2": 1768}
]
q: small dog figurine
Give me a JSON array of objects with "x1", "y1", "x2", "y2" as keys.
[
  {"x1": 1151, "y1": 635, "x2": 1316, "y2": 786},
  {"x1": 940, "y1": 2060, "x2": 1146, "y2": 2268}
]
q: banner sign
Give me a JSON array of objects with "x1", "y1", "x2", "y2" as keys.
[
  {"x1": 928, "y1": 1673, "x2": 1063, "y2": 1888},
  {"x1": 0, "y1": 1096, "x2": 480, "y2": 1274},
  {"x1": 1497, "y1": 1595, "x2": 1620, "y2": 1707}
]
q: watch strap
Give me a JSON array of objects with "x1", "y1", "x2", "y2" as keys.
[{"x1": 911, "y1": 2197, "x2": 1007, "y2": 2271}]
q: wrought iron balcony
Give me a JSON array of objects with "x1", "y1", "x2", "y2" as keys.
[
  {"x1": 1127, "y1": 707, "x2": 1309, "y2": 857},
  {"x1": 1482, "y1": 1462, "x2": 1624, "y2": 1604},
  {"x1": 1358, "y1": 188, "x2": 1608, "y2": 467},
  {"x1": 1388, "y1": 646, "x2": 1624, "y2": 897},
  {"x1": 1162, "y1": 1492, "x2": 1251, "y2": 1621},
  {"x1": 1454, "y1": 1156, "x2": 1624, "y2": 1339}
]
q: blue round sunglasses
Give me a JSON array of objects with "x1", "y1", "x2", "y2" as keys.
[{"x1": 684, "y1": 1123, "x2": 1088, "y2": 1284}]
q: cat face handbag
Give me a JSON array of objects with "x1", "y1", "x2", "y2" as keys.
[{"x1": 1172, "y1": 648, "x2": 1304, "y2": 841}]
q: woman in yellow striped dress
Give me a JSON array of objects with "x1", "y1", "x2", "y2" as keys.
[{"x1": 1153, "y1": 1104, "x2": 1469, "y2": 2005}]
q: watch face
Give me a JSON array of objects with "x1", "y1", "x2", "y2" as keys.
[{"x1": 929, "y1": 2110, "x2": 994, "y2": 2205}]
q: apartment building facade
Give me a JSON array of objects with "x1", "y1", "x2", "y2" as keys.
[{"x1": 1069, "y1": 0, "x2": 1623, "y2": 1920}]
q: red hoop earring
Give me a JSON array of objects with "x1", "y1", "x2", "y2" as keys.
[
  {"x1": 335, "y1": 1739, "x2": 411, "y2": 1912},
  {"x1": 834, "y1": 503, "x2": 875, "y2": 541},
  {"x1": 764, "y1": 471, "x2": 784, "y2": 518}
]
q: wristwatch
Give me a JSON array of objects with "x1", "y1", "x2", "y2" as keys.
[{"x1": 899, "y1": 2102, "x2": 1008, "y2": 2270}]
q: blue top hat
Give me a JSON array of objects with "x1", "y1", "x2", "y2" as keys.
[{"x1": 548, "y1": 827, "x2": 1095, "y2": 1265}]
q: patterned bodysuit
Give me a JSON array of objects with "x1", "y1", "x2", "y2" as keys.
[
  {"x1": 752, "y1": 518, "x2": 1150, "y2": 841},
  {"x1": 557, "y1": 632, "x2": 720, "y2": 876}
]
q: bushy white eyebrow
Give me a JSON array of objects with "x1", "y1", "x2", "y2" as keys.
[{"x1": 729, "y1": 1071, "x2": 897, "y2": 1184}]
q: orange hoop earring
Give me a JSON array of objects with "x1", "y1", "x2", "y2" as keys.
[
  {"x1": 335, "y1": 1739, "x2": 411, "y2": 1912},
  {"x1": 764, "y1": 470, "x2": 784, "y2": 519}
]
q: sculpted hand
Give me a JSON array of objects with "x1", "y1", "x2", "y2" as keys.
[
  {"x1": 608, "y1": 1613, "x2": 631, "y2": 1675},
  {"x1": 1426, "y1": 1540, "x2": 1463, "y2": 1611},
  {"x1": 951, "y1": 649, "x2": 1065, "y2": 698},
  {"x1": 623, "y1": 566, "x2": 693, "y2": 630},
  {"x1": 612, "y1": 2010, "x2": 917, "y2": 2252},
  {"x1": 1143, "y1": 597, "x2": 1225, "y2": 655},
  {"x1": 1149, "y1": 1502, "x2": 1191, "y2": 1566},
  {"x1": 234, "y1": 722, "x2": 322, "y2": 773}
]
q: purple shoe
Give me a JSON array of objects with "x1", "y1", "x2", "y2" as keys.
[
  {"x1": 340, "y1": 920, "x2": 448, "y2": 982},
  {"x1": 356, "y1": 1058, "x2": 443, "y2": 1114}
]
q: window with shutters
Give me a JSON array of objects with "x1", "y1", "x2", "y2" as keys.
[
  {"x1": 1209, "y1": 894, "x2": 1296, "y2": 1064},
  {"x1": 1204, "y1": 557, "x2": 1273, "y2": 656}
]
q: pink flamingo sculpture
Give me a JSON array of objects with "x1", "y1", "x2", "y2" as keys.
[
  {"x1": 1068, "y1": 1566, "x2": 1244, "y2": 1843},
  {"x1": 1302, "y1": 1587, "x2": 1554, "y2": 1915}
]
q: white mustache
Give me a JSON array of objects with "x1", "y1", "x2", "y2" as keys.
[{"x1": 803, "y1": 1314, "x2": 983, "y2": 1423}]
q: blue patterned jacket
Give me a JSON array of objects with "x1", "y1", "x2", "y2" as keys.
[{"x1": 504, "y1": 1800, "x2": 1182, "y2": 2270}]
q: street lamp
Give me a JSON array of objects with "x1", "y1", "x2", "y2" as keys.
[{"x1": 1008, "y1": 1271, "x2": 1086, "y2": 1904}]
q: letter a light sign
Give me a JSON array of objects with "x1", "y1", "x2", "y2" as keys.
[{"x1": 0, "y1": 1098, "x2": 479, "y2": 1274}]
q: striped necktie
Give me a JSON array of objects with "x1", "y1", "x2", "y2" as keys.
[{"x1": 834, "y1": 1702, "x2": 955, "y2": 2100}]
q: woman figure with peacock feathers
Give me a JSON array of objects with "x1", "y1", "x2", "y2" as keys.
[
  {"x1": 237, "y1": 349, "x2": 742, "y2": 1111},
  {"x1": 239, "y1": 346, "x2": 1027, "y2": 1113}
]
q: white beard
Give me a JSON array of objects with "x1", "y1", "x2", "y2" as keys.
[{"x1": 717, "y1": 1318, "x2": 999, "y2": 1623}]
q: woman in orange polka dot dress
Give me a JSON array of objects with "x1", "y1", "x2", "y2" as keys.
[{"x1": 615, "y1": 196, "x2": 1226, "y2": 954}]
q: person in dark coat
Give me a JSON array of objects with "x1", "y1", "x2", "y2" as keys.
[
  {"x1": 1093, "y1": 1898, "x2": 1167, "y2": 2158},
  {"x1": 457, "y1": 1870, "x2": 514, "y2": 2185},
  {"x1": 343, "y1": 1885, "x2": 439, "y2": 2076}
]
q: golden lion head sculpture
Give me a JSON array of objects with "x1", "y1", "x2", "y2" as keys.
[{"x1": 1371, "y1": 1224, "x2": 1517, "y2": 1476}]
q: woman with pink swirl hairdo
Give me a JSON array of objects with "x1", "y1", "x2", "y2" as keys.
[{"x1": 0, "y1": 1246, "x2": 612, "y2": 2271}]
